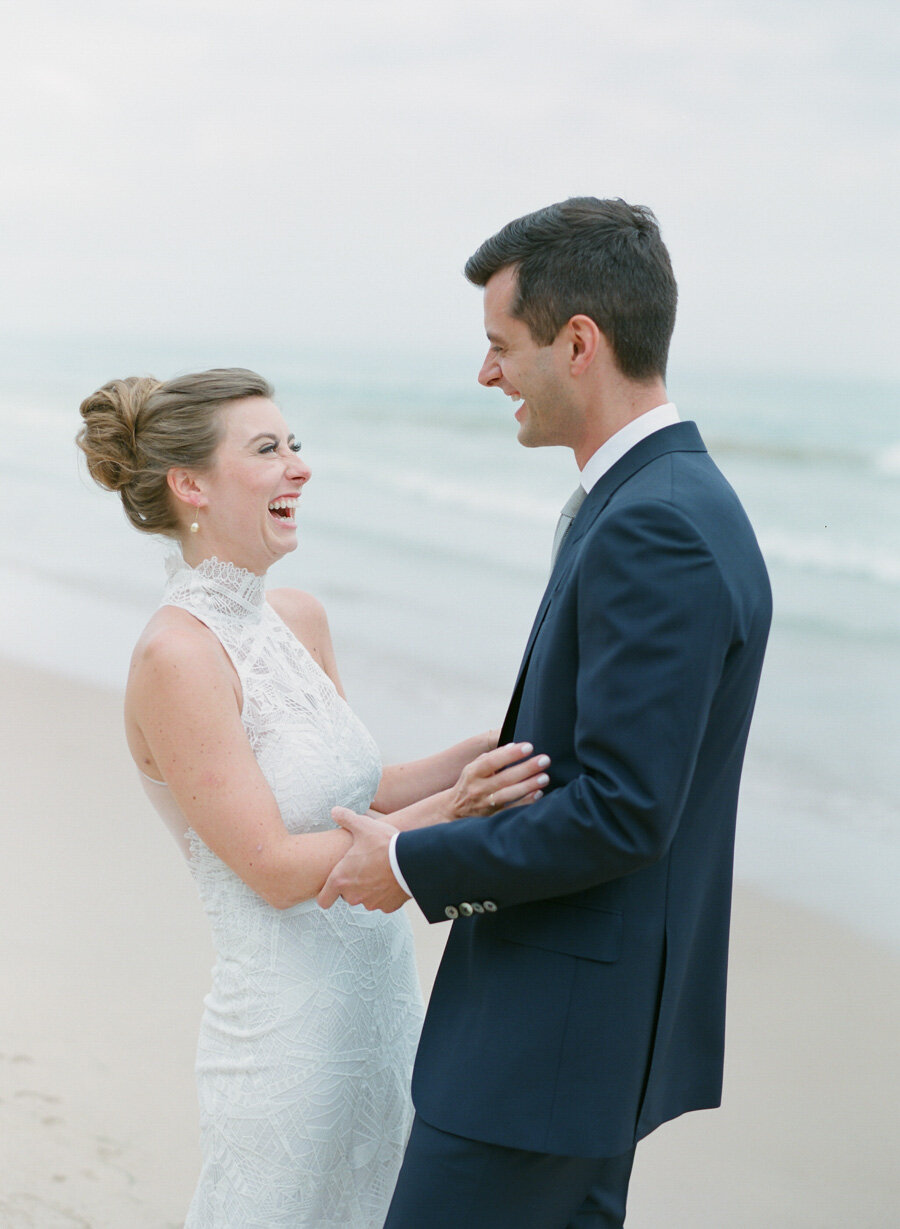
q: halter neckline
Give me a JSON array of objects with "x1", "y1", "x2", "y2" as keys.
[{"x1": 163, "y1": 553, "x2": 267, "y2": 619}]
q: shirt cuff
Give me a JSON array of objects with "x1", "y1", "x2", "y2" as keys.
[{"x1": 388, "y1": 831, "x2": 413, "y2": 897}]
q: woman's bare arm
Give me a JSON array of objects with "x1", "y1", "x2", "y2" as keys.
[
  {"x1": 129, "y1": 617, "x2": 350, "y2": 910},
  {"x1": 267, "y1": 590, "x2": 520, "y2": 814},
  {"x1": 372, "y1": 731, "x2": 500, "y2": 813},
  {"x1": 370, "y1": 741, "x2": 550, "y2": 831}
]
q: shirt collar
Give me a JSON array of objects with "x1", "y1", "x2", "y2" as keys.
[{"x1": 580, "y1": 403, "x2": 680, "y2": 493}]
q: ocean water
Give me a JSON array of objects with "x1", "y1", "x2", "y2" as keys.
[{"x1": 1, "y1": 333, "x2": 898, "y2": 951}]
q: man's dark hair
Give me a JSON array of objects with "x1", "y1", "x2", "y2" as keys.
[{"x1": 465, "y1": 197, "x2": 677, "y2": 380}]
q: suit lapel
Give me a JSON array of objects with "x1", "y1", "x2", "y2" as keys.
[
  {"x1": 560, "y1": 420, "x2": 706, "y2": 558},
  {"x1": 498, "y1": 423, "x2": 707, "y2": 742}
]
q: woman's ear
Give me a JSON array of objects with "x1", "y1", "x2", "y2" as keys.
[{"x1": 167, "y1": 468, "x2": 208, "y2": 511}]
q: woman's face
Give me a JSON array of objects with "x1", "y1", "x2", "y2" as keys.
[{"x1": 185, "y1": 397, "x2": 311, "y2": 574}]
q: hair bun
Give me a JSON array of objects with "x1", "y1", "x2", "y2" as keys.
[
  {"x1": 76, "y1": 376, "x2": 160, "y2": 492},
  {"x1": 75, "y1": 366, "x2": 273, "y2": 537}
]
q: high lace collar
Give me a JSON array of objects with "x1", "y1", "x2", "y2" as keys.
[{"x1": 163, "y1": 553, "x2": 267, "y2": 622}]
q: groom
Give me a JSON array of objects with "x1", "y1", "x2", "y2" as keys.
[{"x1": 320, "y1": 197, "x2": 772, "y2": 1227}]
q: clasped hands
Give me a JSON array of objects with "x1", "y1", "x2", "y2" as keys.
[{"x1": 317, "y1": 742, "x2": 549, "y2": 914}]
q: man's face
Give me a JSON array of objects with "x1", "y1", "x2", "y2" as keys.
[{"x1": 477, "y1": 266, "x2": 578, "y2": 449}]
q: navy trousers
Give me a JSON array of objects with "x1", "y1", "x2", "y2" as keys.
[{"x1": 383, "y1": 1115, "x2": 636, "y2": 1229}]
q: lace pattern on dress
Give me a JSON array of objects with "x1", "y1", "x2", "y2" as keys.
[{"x1": 151, "y1": 553, "x2": 421, "y2": 1229}]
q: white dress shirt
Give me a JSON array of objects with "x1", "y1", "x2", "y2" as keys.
[
  {"x1": 579, "y1": 402, "x2": 680, "y2": 493},
  {"x1": 387, "y1": 403, "x2": 681, "y2": 900}
]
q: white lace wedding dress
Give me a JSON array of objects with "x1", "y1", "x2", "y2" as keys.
[{"x1": 139, "y1": 555, "x2": 423, "y2": 1228}]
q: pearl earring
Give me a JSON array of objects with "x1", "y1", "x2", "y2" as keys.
[{"x1": 190, "y1": 517, "x2": 199, "y2": 534}]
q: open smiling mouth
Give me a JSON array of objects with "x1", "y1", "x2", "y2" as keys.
[{"x1": 268, "y1": 497, "x2": 298, "y2": 523}]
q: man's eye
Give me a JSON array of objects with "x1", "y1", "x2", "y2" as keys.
[
  {"x1": 290, "y1": 441, "x2": 302, "y2": 453},
  {"x1": 259, "y1": 444, "x2": 276, "y2": 454}
]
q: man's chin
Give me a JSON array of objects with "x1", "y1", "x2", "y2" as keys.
[
  {"x1": 516, "y1": 423, "x2": 544, "y2": 449},
  {"x1": 516, "y1": 418, "x2": 537, "y2": 447}
]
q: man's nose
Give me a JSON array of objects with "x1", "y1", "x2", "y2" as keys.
[{"x1": 478, "y1": 351, "x2": 500, "y2": 388}]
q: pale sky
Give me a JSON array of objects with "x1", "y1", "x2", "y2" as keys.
[{"x1": 1, "y1": 0, "x2": 897, "y2": 379}]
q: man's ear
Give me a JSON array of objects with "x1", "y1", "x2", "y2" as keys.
[
  {"x1": 167, "y1": 468, "x2": 208, "y2": 511},
  {"x1": 565, "y1": 314, "x2": 603, "y2": 375}
]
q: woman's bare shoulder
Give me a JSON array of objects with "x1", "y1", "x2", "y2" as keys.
[
  {"x1": 267, "y1": 587, "x2": 328, "y2": 639},
  {"x1": 267, "y1": 588, "x2": 343, "y2": 692},
  {"x1": 124, "y1": 608, "x2": 242, "y2": 776},
  {"x1": 133, "y1": 604, "x2": 219, "y2": 657},
  {"x1": 128, "y1": 606, "x2": 236, "y2": 692}
]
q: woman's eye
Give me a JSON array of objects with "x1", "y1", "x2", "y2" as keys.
[{"x1": 258, "y1": 440, "x2": 301, "y2": 455}]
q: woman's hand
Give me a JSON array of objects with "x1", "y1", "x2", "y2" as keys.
[{"x1": 447, "y1": 742, "x2": 550, "y2": 819}]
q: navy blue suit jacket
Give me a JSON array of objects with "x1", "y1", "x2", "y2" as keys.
[{"x1": 396, "y1": 422, "x2": 772, "y2": 1158}]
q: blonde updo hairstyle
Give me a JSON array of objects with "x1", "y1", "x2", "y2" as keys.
[{"x1": 77, "y1": 368, "x2": 274, "y2": 537}]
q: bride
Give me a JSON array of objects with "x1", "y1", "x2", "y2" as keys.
[{"x1": 76, "y1": 368, "x2": 549, "y2": 1228}]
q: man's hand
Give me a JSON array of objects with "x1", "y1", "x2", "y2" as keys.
[{"x1": 317, "y1": 808, "x2": 410, "y2": 914}]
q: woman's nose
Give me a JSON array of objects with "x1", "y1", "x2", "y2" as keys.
[{"x1": 287, "y1": 452, "x2": 312, "y2": 483}]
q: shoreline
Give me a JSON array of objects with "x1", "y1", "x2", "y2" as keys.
[
  {"x1": 2, "y1": 656, "x2": 898, "y2": 1227},
  {"x1": 2, "y1": 548, "x2": 898, "y2": 958}
]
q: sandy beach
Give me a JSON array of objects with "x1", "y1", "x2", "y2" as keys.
[{"x1": 1, "y1": 655, "x2": 897, "y2": 1228}]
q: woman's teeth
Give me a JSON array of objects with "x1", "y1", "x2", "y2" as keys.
[{"x1": 268, "y1": 498, "x2": 297, "y2": 520}]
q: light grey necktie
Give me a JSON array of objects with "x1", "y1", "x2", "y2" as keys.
[{"x1": 550, "y1": 485, "x2": 586, "y2": 568}]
